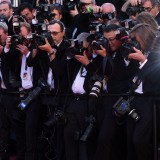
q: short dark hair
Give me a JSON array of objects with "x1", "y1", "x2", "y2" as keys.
[
  {"x1": 50, "y1": 4, "x2": 63, "y2": 15},
  {"x1": 48, "y1": 20, "x2": 65, "y2": 32},
  {"x1": 17, "y1": 2, "x2": 33, "y2": 15},
  {"x1": 103, "y1": 24, "x2": 121, "y2": 33}
]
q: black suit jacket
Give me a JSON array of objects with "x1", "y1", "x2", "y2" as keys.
[
  {"x1": 155, "y1": 12, "x2": 160, "y2": 25},
  {"x1": 50, "y1": 39, "x2": 75, "y2": 94},
  {"x1": 103, "y1": 48, "x2": 139, "y2": 94}
]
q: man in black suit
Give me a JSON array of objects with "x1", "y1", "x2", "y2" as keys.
[
  {"x1": 93, "y1": 24, "x2": 139, "y2": 160},
  {"x1": 39, "y1": 20, "x2": 75, "y2": 160},
  {"x1": 0, "y1": 1, "x2": 14, "y2": 35},
  {"x1": 4, "y1": 21, "x2": 49, "y2": 160},
  {"x1": 142, "y1": 0, "x2": 160, "y2": 25}
]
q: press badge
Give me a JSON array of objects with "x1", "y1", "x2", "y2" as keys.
[{"x1": 23, "y1": 72, "x2": 28, "y2": 80}]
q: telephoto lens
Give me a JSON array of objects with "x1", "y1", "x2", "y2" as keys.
[
  {"x1": 18, "y1": 79, "x2": 48, "y2": 110},
  {"x1": 89, "y1": 81, "x2": 102, "y2": 97},
  {"x1": 18, "y1": 87, "x2": 42, "y2": 110}
]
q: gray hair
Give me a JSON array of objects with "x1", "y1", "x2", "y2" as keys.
[
  {"x1": 0, "y1": 22, "x2": 8, "y2": 33},
  {"x1": 76, "y1": 32, "x2": 90, "y2": 43}
]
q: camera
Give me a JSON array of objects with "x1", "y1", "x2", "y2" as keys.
[
  {"x1": 18, "y1": 79, "x2": 48, "y2": 110},
  {"x1": 121, "y1": 37, "x2": 141, "y2": 58},
  {"x1": 13, "y1": 15, "x2": 26, "y2": 34},
  {"x1": 91, "y1": 38, "x2": 108, "y2": 50},
  {"x1": 0, "y1": 15, "x2": 7, "y2": 23},
  {"x1": 63, "y1": 0, "x2": 78, "y2": 12},
  {"x1": 27, "y1": 31, "x2": 53, "y2": 47},
  {"x1": 126, "y1": 6, "x2": 145, "y2": 16},
  {"x1": 89, "y1": 81, "x2": 102, "y2": 98},
  {"x1": 44, "y1": 110, "x2": 67, "y2": 129},
  {"x1": 36, "y1": 4, "x2": 53, "y2": 22},
  {"x1": 120, "y1": 19, "x2": 137, "y2": 30},
  {"x1": 87, "y1": 23, "x2": 104, "y2": 43},
  {"x1": 65, "y1": 39, "x2": 86, "y2": 58},
  {"x1": 112, "y1": 97, "x2": 140, "y2": 122},
  {"x1": 102, "y1": 12, "x2": 115, "y2": 20},
  {"x1": 114, "y1": 27, "x2": 129, "y2": 41},
  {"x1": 11, "y1": 35, "x2": 23, "y2": 46},
  {"x1": 89, "y1": 13, "x2": 102, "y2": 23},
  {"x1": 89, "y1": 12, "x2": 115, "y2": 23}
]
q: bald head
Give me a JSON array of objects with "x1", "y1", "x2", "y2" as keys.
[{"x1": 101, "y1": 3, "x2": 116, "y2": 14}]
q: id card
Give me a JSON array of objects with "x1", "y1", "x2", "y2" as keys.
[{"x1": 23, "y1": 72, "x2": 28, "y2": 80}]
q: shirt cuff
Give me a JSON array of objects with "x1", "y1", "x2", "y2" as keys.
[
  {"x1": 139, "y1": 59, "x2": 148, "y2": 69},
  {"x1": 26, "y1": 51, "x2": 31, "y2": 58},
  {"x1": 4, "y1": 46, "x2": 10, "y2": 53}
]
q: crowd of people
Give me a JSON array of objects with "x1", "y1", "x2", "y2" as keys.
[{"x1": 0, "y1": 0, "x2": 160, "y2": 160}]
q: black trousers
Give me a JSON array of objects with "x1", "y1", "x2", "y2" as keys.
[
  {"x1": 0, "y1": 94, "x2": 12, "y2": 159},
  {"x1": 93, "y1": 96, "x2": 127, "y2": 160},
  {"x1": 8, "y1": 94, "x2": 45, "y2": 160},
  {"x1": 64, "y1": 96, "x2": 96, "y2": 160},
  {"x1": 127, "y1": 96, "x2": 154, "y2": 160}
]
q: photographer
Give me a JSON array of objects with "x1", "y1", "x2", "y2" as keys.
[
  {"x1": 63, "y1": 32, "x2": 101, "y2": 160},
  {"x1": 4, "y1": 22, "x2": 48, "y2": 160},
  {"x1": 69, "y1": 0, "x2": 102, "y2": 38},
  {"x1": 17, "y1": 2, "x2": 36, "y2": 25},
  {"x1": 93, "y1": 24, "x2": 139, "y2": 160},
  {"x1": 38, "y1": 20, "x2": 75, "y2": 160},
  {"x1": 122, "y1": 0, "x2": 160, "y2": 24},
  {"x1": 126, "y1": 23, "x2": 160, "y2": 160}
]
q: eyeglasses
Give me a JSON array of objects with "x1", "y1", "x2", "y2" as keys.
[
  {"x1": 144, "y1": 7, "x2": 153, "y2": 12},
  {"x1": 49, "y1": 31, "x2": 61, "y2": 36},
  {"x1": 107, "y1": 37, "x2": 116, "y2": 42}
]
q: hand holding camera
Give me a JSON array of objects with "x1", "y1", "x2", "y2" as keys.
[
  {"x1": 74, "y1": 51, "x2": 90, "y2": 66},
  {"x1": 16, "y1": 44, "x2": 30, "y2": 56},
  {"x1": 93, "y1": 44, "x2": 107, "y2": 57},
  {"x1": 128, "y1": 47, "x2": 146, "y2": 63},
  {"x1": 38, "y1": 38, "x2": 53, "y2": 53}
]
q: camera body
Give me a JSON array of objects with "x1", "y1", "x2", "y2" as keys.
[
  {"x1": 89, "y1": 13, "x2": 115, "y2": 23},
  {"x1": 91, "y1": 38, "x2": 107, "y2": 50},
  {"x1": 121, "y1": 38, "x2": 141, "y2": 58},
  {"x1": 63, "y1": 0, "x2": 78, "y2": 11},
  {"x1": 65, "y1": 39, "x2": 85, "y2": 58},
  {"x1": 11, "y1": 35, "x2": 23, "y2": 46},
  {"x1": 36, "y1": 4, "x2": 52, "y2": 22},
  {"x1": 113, "y1": 97, "x2": 140, "y2": 122},
  {"x1": 13, "y1": 15, "x2": 26, "y2": 34},
  {"x1": 120, "y1": 19, "x2": 137, "y2": 30},
  {"x1": 113, "y1": 27, "x2": 141, "y2": 58},
  {"x1": 126, "y1": 6, "x2": 145, "y2": 16}
]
